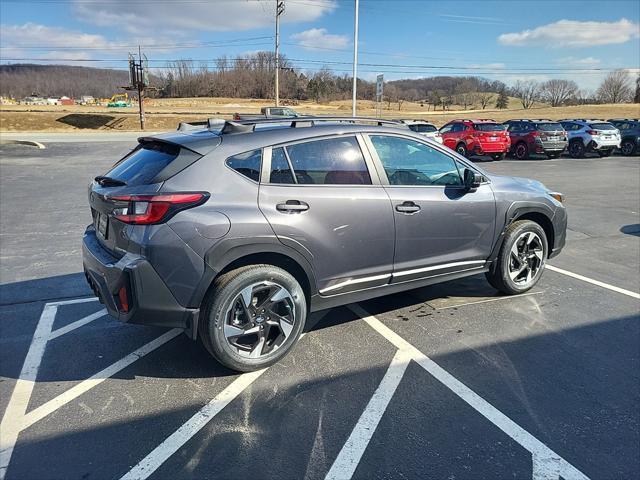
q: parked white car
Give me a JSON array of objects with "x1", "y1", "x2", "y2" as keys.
[
  {"x1": 559, "y1": 119, "x2": 621, "y2": 158},
  {"x1": 399, "y1": 120, "x2": 443, "y2": 144}
]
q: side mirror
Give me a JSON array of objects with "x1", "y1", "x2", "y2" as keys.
[{"x1": 464, "y1": 168, "x2": 484, "y2": 190}]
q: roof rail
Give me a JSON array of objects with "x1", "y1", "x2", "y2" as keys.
[
  {"x1": 177, "y1": 118, "x2": 226, "y2": 132},
  {"x1": 230, "y1": 116, "x2": 405, "y2": 128}
]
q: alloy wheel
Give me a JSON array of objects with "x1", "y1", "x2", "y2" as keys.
[
  {"x1": 223, "y1": 281, "x2": 295, "y2": 358},
  {"x1": 621, "y1": 141, "x2": 635, "y2": 156},
  {"x1": 508, "y1": 231, "x2": 544, "y2": 286},
  {"x1": 516, "y1": 143, "x2": 527, "y2": 159}
]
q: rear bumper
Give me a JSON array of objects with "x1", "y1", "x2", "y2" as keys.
[
  {"x1": 590, "y1": 138, "x2": 620, "y2": 150},
  {"x1": 473, "y1": 141, "x2": 509, "y2": 154},
  {"x1": 82, "y1": 226, "x2": 198, "y2": 331},
  {"x1": 537, "y1": 140, "x2": 567, "y2": 152}
]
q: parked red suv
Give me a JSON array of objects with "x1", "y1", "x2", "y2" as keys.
[{"x1": 439, "y1": 119, "x2": 510, "y2": 160}]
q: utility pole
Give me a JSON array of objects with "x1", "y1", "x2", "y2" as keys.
[
  {"x1": 275, "y1": 1, "x2": 285, "y2": 107},
  {"x1": 352, "y1": 0, "x2": 359, "y2": 116},
  {"x1": 125, "y1": 47, "x2": 154, "y2": 131}
]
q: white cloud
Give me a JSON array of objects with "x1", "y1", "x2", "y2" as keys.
[
  {"x1": 0, "y1": 22, "x2": 114, "y2": 52},
  {"x1": 498, "y1": 18, "x2": 640, "y2": 47},
  {"x1": 73, "y1": 0, "x2": 336, "y2": 34},
  {"x1": 290, "y1": 28, "x2": 349, "y2": 50},
  {"x1": 556, "y1": 56, "x2": 601, "y2": 66}
]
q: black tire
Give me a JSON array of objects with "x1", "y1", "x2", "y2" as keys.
[
  {"x1": 514, "y1": 142, "x2": 529, "y2": 160},
  {"x1": 547, "y1": 152, "x2": 561, "y2": 159},
  {"x1": 456, "y1": 143, "x2": 468, "y2": 157},
  {"x1": 598, "y1": 149, "x2": 612, "y2": 157},
  {"x1": 620, "y1": 139, "x2": 637, "y2": 156},
  {"x1": 491, "y1": 153, "x2": 506, "y2": 161},
  {"x1": 568, "y1": 140, "x2": 585, "y2": 158},
  {"x1": 199, "y1": 265, "x2": 307, "y2": 372},
  {"x1": 485, "y1": 220, "x2": 548, "y2": 295}
]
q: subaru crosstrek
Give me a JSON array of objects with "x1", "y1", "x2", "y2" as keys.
[
  {"x1": 503, "y1": 119, "x2": 568, "y2": 159},
  {"x1": 83, "y1": 117, "x2": 567, "y2": 372},
  {"x1": 560, "y1": 119, "x2": 621, "y2": 158},
  {"x1": 439, "y1": 119, "x2": 510, "y2": 160}
]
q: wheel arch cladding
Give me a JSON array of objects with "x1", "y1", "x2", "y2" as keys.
[{"x1": 513, "y1": 211, "x2": 555, "y2": 252}]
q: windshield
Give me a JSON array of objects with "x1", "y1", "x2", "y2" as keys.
[
  {"x1": 589, "y1": 123, "x2": 616, "y2": 131},
  {"x1": 474, "y1": 123, "x2": 505, "y2": 132},
  {"x1": 537, "y1": 122, "x2": 563, "y2": 131},
  {"x1": 409, "y1": 124, "x2": 437, "y2": 133}
]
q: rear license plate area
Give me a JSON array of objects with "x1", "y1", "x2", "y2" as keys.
[{"x1": 96, "y1": 212, "x2": 109, "y2": 239}]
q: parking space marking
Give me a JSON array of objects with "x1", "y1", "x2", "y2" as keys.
[
  {"x1": 350, "y1": 303, "x2": 590, "y2": 480},
  {"x1": 48, "y1": 308, "x2": 107, "y2": 340},
  {"x1": 434, "y1": 291, "x2": 543, "y2": 310},
  {"x1": 546, "y1": 265, "x2": 639, "y2": 299},
  {"x1": 119, "y1": 368, "x2": 268, "y2": 480},
  {"x1": 325, "y1": 349, "x2": 411, "y2": 480},
  {"x1": 0, "y1": 299, "x2": 181, "y2": 480},
  {"x1": 0, "y1": 304, "x2": 57, "y2": 480}
]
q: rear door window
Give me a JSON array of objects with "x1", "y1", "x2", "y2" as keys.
[
  {"x1": 226, "y1": 149, "x2": 262, "y2": 182},
  {"x1": 269, "y1": 147, "x2": 295, "y2": 184},
  {"x1": 284, "y1": 136, "x2": 372, "y2": 185},
  {"x1": 105, "y1": 141, "x2": 181, "y2": 186}
]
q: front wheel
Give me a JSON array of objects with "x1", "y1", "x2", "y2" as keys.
[
  {"x1": 568, "y1": 140, "x2": 585, "y2": 158},
  {"x1": 456, "y1": 143, "x2": 468, "y2": 157},
  {"x1": 491, "y1": 153, "x2": 506, "y2": 161},
  {"x1": 199, "y1": 265, "x2": 307, "y2": 372},
  {"x1": 486, "y1": 220, "x2": 548, "y2": 295}
]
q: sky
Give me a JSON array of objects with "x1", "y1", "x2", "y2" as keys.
[{"x1": 1, "y1": 0, "x2": 639, "y2": 91}]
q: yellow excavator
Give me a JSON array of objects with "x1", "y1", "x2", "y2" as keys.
[{"x1": 107, "y1": 93, "x2": 131, "y2": 108}]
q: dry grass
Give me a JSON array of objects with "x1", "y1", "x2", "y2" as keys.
[{"x1": 1, "y1": 97, "x2": 638, "y2": 132}]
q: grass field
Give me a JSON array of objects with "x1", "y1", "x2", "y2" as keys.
[{"x1": 1, "y1": 97, "x2": 639, "y2": 132}]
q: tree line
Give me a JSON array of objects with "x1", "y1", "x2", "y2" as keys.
[{"x1": 1, "y1": 53, "x2": 638, "y2": 109}]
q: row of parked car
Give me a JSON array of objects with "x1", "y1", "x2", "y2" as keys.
[{"x1": 400, "y1": 118, "x2": 640, "y2": 159}]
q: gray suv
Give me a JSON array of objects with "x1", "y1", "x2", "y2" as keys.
[{"x1": 83, "y1": 117, "x2": 567, "y2": 372}]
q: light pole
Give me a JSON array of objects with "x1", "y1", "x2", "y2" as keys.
[
  {"x1": 275, "y1": 1, "x2": 285, "y2": 107},
  {"x1": 352, "y1": 0, "x2": 359, "y2": 116}
]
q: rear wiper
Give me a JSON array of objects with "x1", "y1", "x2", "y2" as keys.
[{"x1": 94, "y1": 175, "x2": 127, "y2": 187}]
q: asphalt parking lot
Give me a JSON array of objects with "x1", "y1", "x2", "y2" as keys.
[{"x1": 1, "y1": 138, "x2": 638, "y2": 480}]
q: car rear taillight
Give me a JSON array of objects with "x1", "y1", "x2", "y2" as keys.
[
  {"x1": 587, "y1": 130, "x2": 599, "y2": 136},
  {"x1": 118, "y1": 285, "x2": 130, "y2": 312},
  {"x1": 109, "y1": 192, "x2": 209, "y2": 225}
]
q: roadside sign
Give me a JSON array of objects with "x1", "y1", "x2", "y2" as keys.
[{"x1": 376, "y1": 74, "x2": 384, "y2": 99}]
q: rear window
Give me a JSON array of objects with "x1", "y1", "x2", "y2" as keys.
[
  {"x1": 589, "y1": 123, "x2": 616, "y2": 131},
  {"x1": 536, "y1": 122, "x2": 563, "y2": 131},
  {"x1": 105, "y1": 141, "x2": 180, "y2": 187},
  {"x1": 409, "y1": 124, "x2": 437, "y2": 133},
  {"x1": 473, "y1": 123, "x2": 505, "y2": 132}
]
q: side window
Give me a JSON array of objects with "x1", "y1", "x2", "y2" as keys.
[
  {"x1": 450, "y1": 123, "x2": 462, "y2": 132},
  {"x1": 440, "y1": 124, "x2": 453, "y2": 134},
  {"x1": 618, "y1": 122, "x2": 629, "y2": 130},
  {"x1": 285, "y1": 136, "x2": 372, "y2": 185},
  {"x1": 269, "y1": 147, "x2": 295, "y2": 184},
  {"x1": 506, "y1": 122, "x2": 518, "y2": 132},
  {"x1": 369, "y1": 135, "x2": 462, "y2": 186},
  {"x1": 270, "y1": 108, "x2": 285, "y2": 116},
  {"x1": 226, "y1": 149, "x2": 262, "y2": 182}
]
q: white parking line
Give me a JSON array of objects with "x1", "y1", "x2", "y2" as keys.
[
  {"x1": 48, "y1": 308, "x2": 107, "y2": 340},
  {"x1": 349, "y1": 304, "x2": 590, "y2": 480},
  {"x1": 325, "y1": 349, "x2": 411, "y2": 480},
  {"x1": 119, "y1": 368, "x2": 268, "y2": 480},
  {"x1": 0, "y1": 304, "x2": 57, "y2": 480},
  {"x1": 546, "y1": 265, "x2": 639, "y2": 299}
]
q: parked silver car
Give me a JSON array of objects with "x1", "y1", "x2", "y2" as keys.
[
  {"x1": 559, "y1": 119, "x2": 621, "y2": 158},
  {"x1": 398, "y1": 119, "x2": 443, "y2": 143},
  {"x1": 83, "y1": 117, "x2": 567, "y2": 371}
]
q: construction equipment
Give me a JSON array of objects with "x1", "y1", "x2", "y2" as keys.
[{"x1": 107, "y1": 93, "x2": 131, "y2": 108}]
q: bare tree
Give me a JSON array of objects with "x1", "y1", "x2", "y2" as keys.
[
  {"x1": 634, "y1": 75, "x2": 640, "y2": 103},
  {"x1": 596, "y1": 70, "x2": 633, "y2": 103},
  {"x1": 476, "y1": 91, "x2": 494, "y2": 109},
  {"x1": 512, "y1": 80, "x2": 540, "y2": 109},
  {"x1": 539, "y1": 79, "x2": 578, "y2": 107}
]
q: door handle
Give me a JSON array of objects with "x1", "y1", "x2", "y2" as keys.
[
  {"x1": 276, "y1": 200, "x2": 309, "y2": 213},
  {"x1": 396, "y1": 201, "x2": 421, "y2": 214}
]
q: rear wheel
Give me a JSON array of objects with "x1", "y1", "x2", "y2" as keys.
[
  {"x1": 514, "y1": 142, "x2": 529, "y2": 160},
  {"x1": 456, "y1": 143, "x2": 468, "y2": 157},
  {"x1": 568, "y1": 140, "x2": 585, "y2": 158},
  {"x1": 485, "y1": 220, "x2": 548, "y2": 295},
  {"x1": 199, "y1": 265, "x2": 307, "y2": 372},
  {"x1": 491, "y1": 153, "x2": 506, "y2": 161},
  {"x1": 621, "y1": 139, "x2": 637, "y2": 156}
]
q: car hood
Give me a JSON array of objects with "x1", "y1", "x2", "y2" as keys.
[{"x1": 489, "y1": 174, "x2": 550, "y2": 194}]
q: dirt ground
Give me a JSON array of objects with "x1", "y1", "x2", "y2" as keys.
[{"x1": 1, "y1": 97, "x2": 638, "y2": 132}]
